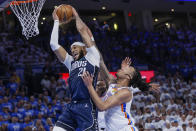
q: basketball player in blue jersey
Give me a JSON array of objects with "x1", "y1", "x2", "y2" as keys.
[{"x1": 50, "y1": 7, "x2": 100, "y2": 131}]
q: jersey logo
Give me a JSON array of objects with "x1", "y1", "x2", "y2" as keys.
[
  {"x1": 84, "y1": 104, "x2": 88, "y2": 108},
  {"x1": 71, "y1": 61, "x2": 87, "y2": 72},
  {"x1": 112, "y1": 88, "x2": 118, "y2": 93}
]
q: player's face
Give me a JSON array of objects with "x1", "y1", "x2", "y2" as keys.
[
  {"x1": 116, "y1": 66, "x2": 135, "y2": 80},
  {"x1": 71, "y1": 45, "x2": 85, "y2": 60},
  {"x1": 96, "y1": 81, "x2": 106, "y2": 91},
  {"x1": 96, "y1": 80, "x2": 107, "y2": 96}
]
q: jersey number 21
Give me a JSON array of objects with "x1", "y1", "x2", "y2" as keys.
[{"x1": 78, "y1": 67, "x2": 86, "y2": 76}]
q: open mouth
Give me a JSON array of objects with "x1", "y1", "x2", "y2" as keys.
[{"x1": 73, "y1": 52, "x2": 79, "y2": 59}]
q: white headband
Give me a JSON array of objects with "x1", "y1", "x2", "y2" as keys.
[{"x1": 71, "y1": 42, "x2": 85, "y2": 48}]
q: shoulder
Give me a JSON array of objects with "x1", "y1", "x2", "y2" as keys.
[
  {"x1": 115, "y1": 88, "x2": 132, "y2": 102},
  {"x1": 85, "y1": 46, "x2": 100, "y2": 67},
  {"x1": 117, "y1": 88, "x2": 132, "y2": 95}
]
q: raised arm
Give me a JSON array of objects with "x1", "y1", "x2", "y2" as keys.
[
  {"x1": 99, "y1": 57, "x2": 115, "y2": 87},
  {"x1": 99, "y1": 57, "x2": 133, "y2": 87},
  {"x1": 50, "y1": 8, "x2": 73, "y2": 70},
  {"x1": 72, "y1": 7, "x2": 95, "y2": 48},
  {"x1": 50, "y1": 8, "x2": 67, "y2": 62},
  {"x1": 71, "y1": 7, "x2": 115, "y2": 84}
]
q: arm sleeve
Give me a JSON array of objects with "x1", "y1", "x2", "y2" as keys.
[
  {"x1": 50, "y1": 20, "x2": 61, "y2": 51},
  {"x1": 85, "y1": 46, "x2": 100, "y2": 67},
  {"x1": 62, "y1": 53, "x2": 74, "y2": 71}
]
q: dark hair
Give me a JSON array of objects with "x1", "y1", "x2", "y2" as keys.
[{"x1": 129, "y1": 68, "x2": 150, "y2": 92}]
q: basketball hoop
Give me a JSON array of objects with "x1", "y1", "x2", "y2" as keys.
[{"x1": 9, "y1": 0, "x2": 46, "y2": 39}]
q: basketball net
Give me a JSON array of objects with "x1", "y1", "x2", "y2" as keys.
[{"x1": 9, "y1": 0, "x2": 46, "y2": 39}]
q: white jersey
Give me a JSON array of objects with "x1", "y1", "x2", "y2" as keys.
[
  {"x1": 98, "y1": 96, "x2": 106, "y2": 131},
  {"x1": 103, "y1": 84, "x2": 138, "y2": 131},
  {"x1": 98, "y1": 111, "x2": 106, "y2": 131}
]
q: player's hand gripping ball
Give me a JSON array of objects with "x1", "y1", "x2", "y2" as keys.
[{"x1": 56, "y1": 4, "x2": 73, "y2": 23}]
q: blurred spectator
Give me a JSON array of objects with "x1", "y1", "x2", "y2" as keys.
[
  {"x1": 41, "y1": 75, "x2": 51, "y2": 92},
  {"x1": 49, "y1": 76, "x2": 57, "y2": 97},
  {"x1": 7, "y1": 116, "x2": 23, "y2": 131},
  {"x1": 6, "y1": 77, "x2": 18, "y2": 95},
  {"x1": 187, "y1": 121, "x2": 194, "y2": 130},
  {"x1": 10, "y1": 72, "x2": 20, "y2": 86},
  {"x1": 55, "y1": 80, "x2": 67, "y2": 99},
  {"x1": 23, "y1": 116, "x2": 33, "y2": 130},
  {"x1": 102, "y1": 21, "x2": 110, "y2": 31},
  {"x1": 169, "y1": 120, "x2": 183, "y2": 131}
]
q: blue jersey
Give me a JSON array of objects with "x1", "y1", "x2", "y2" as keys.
[
  {"x1": 11, "y1": 112, "x2": 24, "y2": 120},
  {"x1": 23, "y1": 122, "x2": 33, "y2": 129},
  {"x1": 7, "y1": 123, "x2": 23, "y2": 131},
  {"x1": 63, "y1": 46, "x2": 100, "y2": 101}
]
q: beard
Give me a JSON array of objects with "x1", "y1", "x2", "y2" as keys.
[{"x1": 77, "y1": 50, "x2": 85, "y2": 60}]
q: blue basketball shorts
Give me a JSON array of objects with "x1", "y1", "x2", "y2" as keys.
[{"x1": 55, "y1": 99, "x2": 99, "y2": 131}]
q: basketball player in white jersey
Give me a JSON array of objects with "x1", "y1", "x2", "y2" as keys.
[{"x1": 82, "y1": 57, "x2": 159, "y2": 131}]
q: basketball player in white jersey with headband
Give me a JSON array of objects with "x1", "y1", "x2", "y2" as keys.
[{"x1": 82, "y1": 57, "x2": 159, "y2": 131}]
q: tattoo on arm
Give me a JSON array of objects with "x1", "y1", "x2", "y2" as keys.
[
  {"x1": 75, "y1": 16, "x2": 94, "y2": 48},
  {"x1": 100, "y1": 59, "x2": 115, "y2": 87}
]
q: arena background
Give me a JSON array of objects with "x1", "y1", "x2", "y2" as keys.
[{"x1": 0, "y1": 0, "x2": 195, "y2": 130}]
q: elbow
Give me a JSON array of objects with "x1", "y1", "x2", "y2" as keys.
[
  {"x1": 50, "y1": 42, "x2": 55, "y2": 51},
  {"x1": 50, "y1": 41, "x2": 53, "y2": 47},
  {"x1": 50, "y1": 42, "x2": 60, "y2": 51},
  {"x1": 50, "y1": 42, "x2": 54, "y2": 50}
]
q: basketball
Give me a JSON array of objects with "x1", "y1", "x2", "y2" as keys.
[{"x1": 56, "y1": 4, "x2": 73, "y2": 23}]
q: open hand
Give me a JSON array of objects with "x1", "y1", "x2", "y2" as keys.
[
  {"x1": 72, "y1": 7, "x2": 79, "y2": 18},
  {"x1": 82, "y1": 71, "x2": 94, "y2": 88},
  {"x1": 121, "y1": 57, "x2": 132, "y2": 69},
  {"x1": 52, "y1": 6, "x2": 59, "y2": 21},
  {"x1": 59, "y1": 6, "x2": 76, "y2": 24}
]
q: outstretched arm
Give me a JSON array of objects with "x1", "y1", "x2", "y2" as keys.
[
  {"x1": 82, "y1": 71, "x2": 132, "y2": 111},
  {"x1": 50, "y1": 8, "x2": 67, "y2": 62},
  {"x1": 100, "y1": 57, "x2": 132, "y2": 86},
  {"x1": 99, "y1": 57, "x2": 115, "y2": 87},
  {"x1": 72, "y1": 8, "x2": 95, "y2": 48},
  {"x1": 50, "y1": 8, "x2": 73, "y2": 70},
  {"x1": 72, "y1": 7, "x2": 114, "y2": 84}
]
